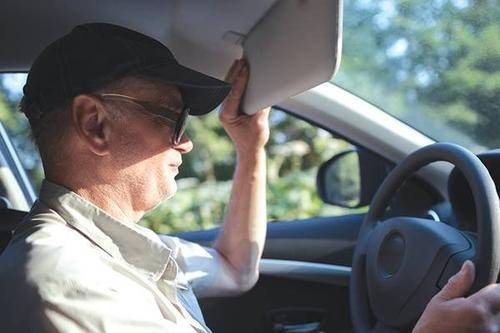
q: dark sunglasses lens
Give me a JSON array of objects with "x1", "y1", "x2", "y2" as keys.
[{"x1": 173, "y1": 108, "x2": 189, "y2": 145}]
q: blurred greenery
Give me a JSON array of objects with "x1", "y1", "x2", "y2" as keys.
[
  {"x1": 334, "y1": 0, "x2": 500, "y2": 151},
  {"x1": 140, "y1": 112, "x2": 356, "y2": 234},
  {"x1": 0, "y1": 0, "x2": 498, "y2": 233},
  {"x1": 0, "y1": 80, "x2": 356, "y2": 233}
]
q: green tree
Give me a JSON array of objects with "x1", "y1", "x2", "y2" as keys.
[{"x1": 336, "y1": 0, "x2": 499, "y2": 150}]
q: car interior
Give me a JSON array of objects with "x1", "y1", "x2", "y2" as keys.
[{"x1": 1, "y1": 1, "x2": 499, "y2": 333}]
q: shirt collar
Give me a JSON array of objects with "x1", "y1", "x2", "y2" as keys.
[{"x1": 38, "y1": 179, "x2": 173, "y2": 281}]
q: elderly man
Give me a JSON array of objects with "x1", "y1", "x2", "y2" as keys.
[
  {"x1": 0, "y1": 23, "x2": 267, "y2": 333},
  {"x1": 0, "y1": 23, "x2": 499, "y2": 333}
]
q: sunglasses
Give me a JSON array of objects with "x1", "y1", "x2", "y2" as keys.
[{"x1": 95, "y1": 93, "x2": 189, "y2": 145}]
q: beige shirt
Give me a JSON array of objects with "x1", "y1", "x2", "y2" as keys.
[{"x1": 0, "y1": 180, "x2": 242, "y2": 332}]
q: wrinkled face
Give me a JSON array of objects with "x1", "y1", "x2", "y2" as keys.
[{"x1": 105, "y1": 78, "x2": 193, "y2": 210}]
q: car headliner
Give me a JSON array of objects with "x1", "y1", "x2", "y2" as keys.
[{"x1": 0, "y1": 0, "x2": 277, "y2": 78}]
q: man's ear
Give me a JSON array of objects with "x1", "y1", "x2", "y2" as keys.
[{"x1": 70, "y1": 95, "x2": 111, "y2": 156}]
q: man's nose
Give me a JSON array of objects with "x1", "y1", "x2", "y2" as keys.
[{"x1": 174, "y1": 133, "x2": 193, "y2": 154}]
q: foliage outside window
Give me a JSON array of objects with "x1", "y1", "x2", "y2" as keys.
[
  {"x1": 335, "y1": 0, "x2": 499, "y2": 152},
  {"x1": 0, "y1": 74, "x2": 357, "y2": 233}
]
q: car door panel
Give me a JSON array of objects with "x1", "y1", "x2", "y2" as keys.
[
  {"x1": 176, "y1": 213, "x2": 363, "y2": 266},
  {"x1": 202, "y1": 275, "x2": 352, "y2": 333},
  {"x1": 176, "y1": 213, "x2": 363, "y2": 333}
]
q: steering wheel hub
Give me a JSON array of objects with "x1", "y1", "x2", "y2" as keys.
[
  {"x1": 378, "y1": 231, "x2": 405, "y2": 278},
  {"x1": 366, "y1": 218, "x2": 472, "y2": 327}
]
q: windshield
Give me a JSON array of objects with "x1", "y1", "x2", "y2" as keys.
[{"x1": 333, "y1": 0, "x2": 499, "y2": 153}]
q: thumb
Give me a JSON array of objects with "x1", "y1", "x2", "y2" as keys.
[{"x1": 435, "y1": 260, "x2": 475, "y2": 301}]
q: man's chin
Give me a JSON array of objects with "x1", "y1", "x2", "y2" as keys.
[
  {"x1": 162, "y1": 180, "x2": 177, "y2": 200},
  {"x1": 144, "y1": 184, "x2": 176, "y2": 213}
]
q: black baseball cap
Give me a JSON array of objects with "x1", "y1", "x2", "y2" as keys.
[{"x1": 22, "y1": 23, "x2": 232, "y2": 121}]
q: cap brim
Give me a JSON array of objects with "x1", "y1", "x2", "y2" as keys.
[{"x1": 139, "y1": 63, "x2": 232, "y2": 116}]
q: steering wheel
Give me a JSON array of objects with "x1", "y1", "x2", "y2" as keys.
[{"x1": 350, "y1": 143, "x2": 500, "y2": 333}]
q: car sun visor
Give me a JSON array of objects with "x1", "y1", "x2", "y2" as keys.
[{"x1": 241, "y1": 0, "x2": 343, "y2": 115}]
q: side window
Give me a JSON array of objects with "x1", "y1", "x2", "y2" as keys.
[
  {"x1": 0, "y1": 74, "x2": 43, "y2": 196},
  {"x1": 142, "y1": 108, "x2": 366, "y2": 233},
  {"x1": 0, "y1": 73, "x2": 365, "y2": 233},
  {"x1": 266, "y1": 109, "x2": 360, "y2": 220},
  {"x1": 0, "y1": 121, "x2": 36, "y2": 210}
]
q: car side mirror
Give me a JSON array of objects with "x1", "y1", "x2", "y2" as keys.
[{"x1": 317, "y1": 148, "x2": 393, "y2": 208}]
